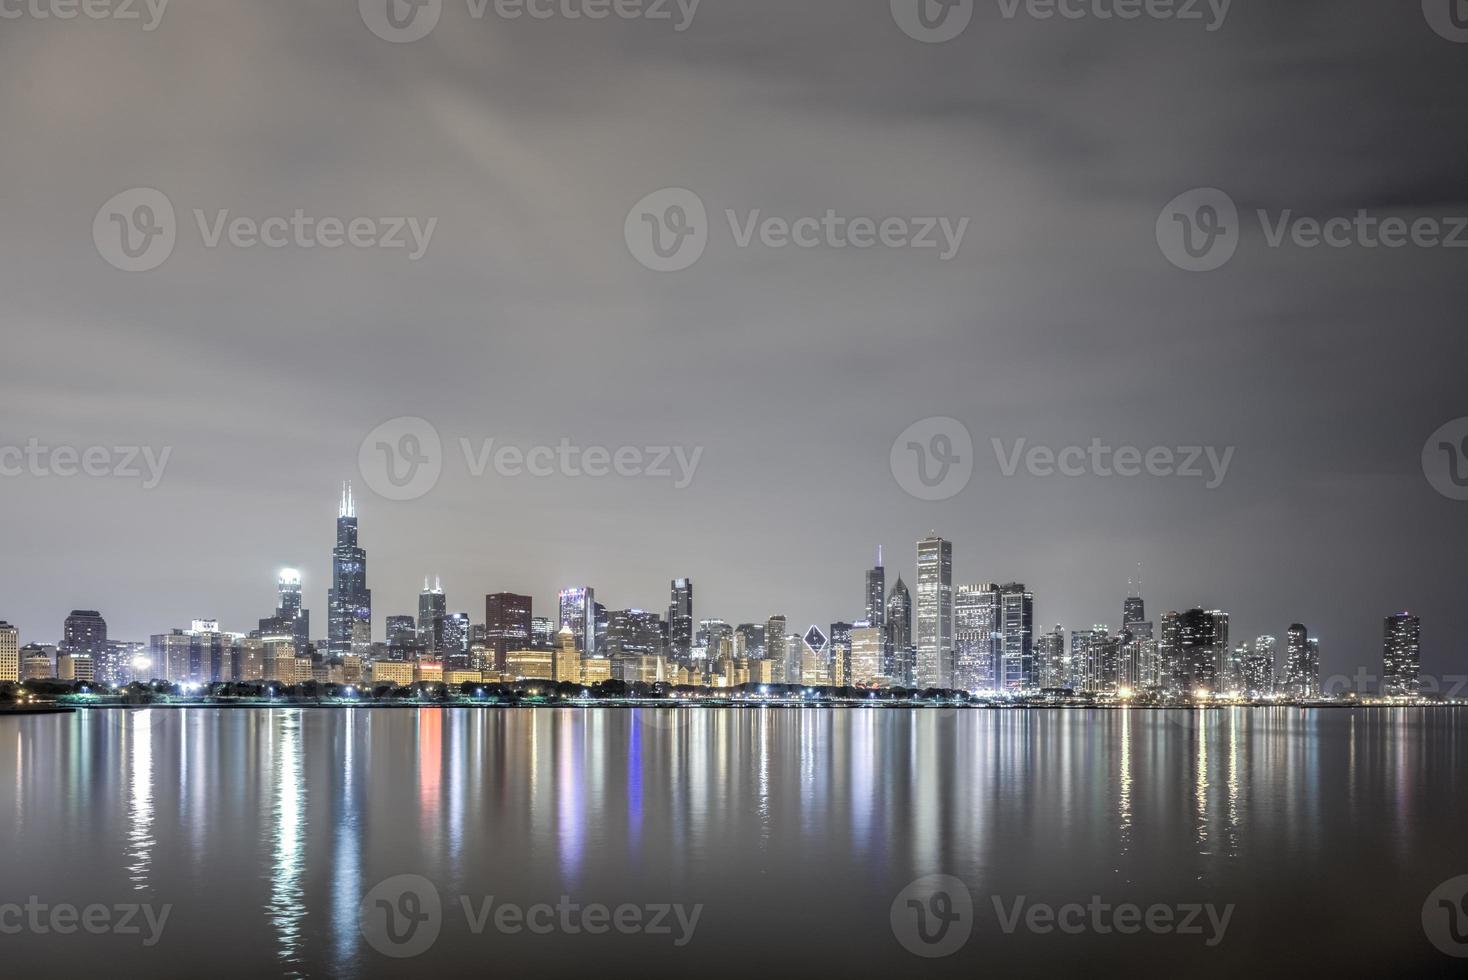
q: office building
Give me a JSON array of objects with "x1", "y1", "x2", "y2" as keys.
[
  {"x1": 915, "y1": 534, "x2": 954, "y2": 689},
  {"x1": 1383, "y1": 612, "x2": 1422, "y2": 698},
  {"x1": 327, "y1": 484, "x2": 372, "y2": 656}
]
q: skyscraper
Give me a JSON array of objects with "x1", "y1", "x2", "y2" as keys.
[
  {"x1": 1036, "y1": 626, "x2": 1067, "y2": 689},
  {"x1": 327, "y1": 484, "x2": 372, "y2": 657},
  {"x1": 259, "y1": 570, "x2": 310, "y2": 656},
  {"x1": 559, "y1": 587, "x2": 596, "y2": 654},
  {"x1": 62, "y1": 610, "x2": 111, "y2": 683},
  {"x1": 885, "y1": 577, "x2": 913, "y2": 687},
  {"x1": 1382, "y1": 612, "x2": 1422, "y2": 698},
  {"x1": 865, "y1": 550, "x2": 885, "y2": 630},
  {"x1": 386, "y1": 615, "x2": 418, "y2": 649},
  {"x1": 668, "y1": 579, "x2": 694, "y2": 664},
  {"x1": 996, "y1": 583, "x2": 1036, "y2": 692},
  {"x1": 485, "y1": 593, "x2": 533, "y2": 676},
  {"x1": 954, "y1": 584, "x2": 999, "y2": 692},
  {"x1": 1241, "y1": 635, "x2": 1277, "y2": 697},
  {"x1": 849, "y1": 624, "x2": 884, "y2": 686},
  {"x1": 418, "y1": 577, "x2": 447, "y2": 654},
  {"x1": 1177, "y1": 608, "x2": 1230, "y2": 695},
  {"x1": 442, "y1": 612, "x2": 470, "y2": 668},
  {"x1": 915, "y1": 533, "x2": 953, "y2": 689},
  {"x1": 764, "y1": 615, "x2": 789, "y2": 683},
  {"x1": 1283, "y1": 623, "x2": 1319, "y2": 698},
  {"x1": 0, "y1": 622, "x2": 19, "y2": 683},
  {"x1": 734, "y1": 623, "x2": 765, "y2": 661}
]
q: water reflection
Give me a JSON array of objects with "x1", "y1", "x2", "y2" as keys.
[
  {"x1": 126, "y1": 709, "x2": 155, "y2": 891},
  {"x1": 266, "y1": 710, "x2": 306, "y2": 974}
]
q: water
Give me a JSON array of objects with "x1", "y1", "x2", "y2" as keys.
[{"x1": 1, "y1": 707, "x2": 1463, "y2": 977}]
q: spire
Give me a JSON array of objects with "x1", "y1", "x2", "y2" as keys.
[
  {"x1": 877, "y1": 545, "x2": 883, "y2": 568},
  {"x1": 339, "y1": 481, "x2": 355, "y2": 518}
]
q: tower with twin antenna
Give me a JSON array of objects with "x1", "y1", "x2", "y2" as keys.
[{"x1": 327, "y1": 482, "x2": 372, "y2": 656}]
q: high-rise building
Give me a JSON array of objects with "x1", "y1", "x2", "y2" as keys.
[
  {"x1": 1158, "y1": 612, "x2": 1183, "y2": 695},
  {"x1": 954, "y1": 584, "x2": 999, "y2": 692},
  {"x1": 801, "y1": 625, "x2": 830, "y2": 687},
  {"x1": 606, "y1": 609, "x2": 665, "y2": 676},
  {"x1": 386, "y1": 615, "x2": 418, "y2": 649},
  {"x1": 734, "y1": 623, "x2": 765, "y2": 661},
  {"x1": 559, "y1": 587, "x2": 596, "y2": 654},
  {"x1": 1240, "y1": 635, "x2": 1276, "y2": 697},
  {"x1": 418, "y1": 577, "x2": 447, "y2": 654},
  {"x1": 829, "y1": 622, "x2": 853, "y2": 688},
  {"x1": 996, "y1": 583, "x2": 1036, "y2": 692},
  {"x1": 1176, "y1": 608, "x2": 1230, "y2": 695},
  {"x1": 1036, "y1": 626, "x2": 1067, "y2": 689},
  {"x1": 1383, "y1": 612, "x2": 1422, "y2": 698},
  {"x1": 327, "y1": 484, "x2": 372, "y2": 656},
  {"x1": 885, "y1": 577, "x2": 913, "y2": 687},
  {"x1": 849, "y1": 624, "x2": 885, "y2": 686},
  {"x1": 0, "y1": 622, "x2": 19, "y2": 683},
  {"x1": 20, "y1": 644, "x2": 54, "y2": 682},
  {"x1": 865, "y1": 550, "x2": 886, "y2": 630},
  {"x1": 1283, "y1": 623, "x2": 1319, "y2": 698},
  {"x1": 915, "y1": 534, "x2": 953, "y2": 689},
  {"x1": 764, "y1": 615, "x2": 789, "y2": 683},
  {"x1": 531, "y1": 617, "x2": 555, "y2": 649},
  {"x1": 62, "y1": 610, "x2": 114, "y2": 684},
  {"x1": 1123, "y1": 564, "x2": 1146, "y2": 629},
  {"x1": 485, "y1": 593, "x2": 533, "y2": 675},
  {"x1": 696, "y1": 620, "x2": 733, "y2": 658},
  {"x1": 553, "y1": 627, "x2": 580, "y2": 684},
  {"x1": 442, "y1": 612, "x2": 470, "y2": 668},
  {"x1": 668, "y1": 579, "x2": 694, "y2": 664}
]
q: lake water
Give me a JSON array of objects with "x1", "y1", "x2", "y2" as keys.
[{"x1": 1, "y1": 707, "x2": 1464, "y2": 977}]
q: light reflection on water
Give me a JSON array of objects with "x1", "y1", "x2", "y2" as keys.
[{"x1": 0, "y1": 707, "x2": 1464, "y2": 977}]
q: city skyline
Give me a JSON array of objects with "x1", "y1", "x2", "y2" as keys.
[{"x1": 0, "y1": 484, "x2": 1436, "y2": 691}]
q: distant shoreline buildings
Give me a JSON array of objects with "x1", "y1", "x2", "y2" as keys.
[{"x1": 0, "y1": 486, "x2": 1430, "y2": 703}]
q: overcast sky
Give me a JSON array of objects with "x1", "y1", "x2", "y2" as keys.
[{"x1": 1, "y1": 1, "x2": 1465, "y2": 680}]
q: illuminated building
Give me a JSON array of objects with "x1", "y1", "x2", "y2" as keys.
[
  {"x1": 61, "y1": 610, "x2": 111, "y2": 682},
  {"x1": 735, "y1": 623, "x2": 765, "y2": 661},
  {"x1": 558, "y1": 587, "x2": 596, "y2": 654},
  {"x1": 849, "y1": 625, "x2": 885, "y2": 686},
  {"x1": 829, "y1": 622, "x2": 853, "y2": 687},
  {"x1": 485, "y1": 593, "x2": 532, "y2": 676},
  {"x1": 415, "y1": 661, "x2": 444, "y2": 684},
  {"x1": 580, "y1": 656, "x2": 612, "y2": 686},
  {"x1": 418, "y1": 578, "x2": 446, "y2": 654},
  {"x1": 553, "y1": 627, "x2": 580, "y2": 683},
  {"x1": 866, "y1": 550, "x2": 886, "y2": 629},
  {"x1": 442, "y1": 612, "x2": 470, "y2": 668},
  {"x1": 764, "y1": 615, "x2": 789, "y2": 682},
  {"x1": 915, "y1": 533, "x2": 953, "y2": 689},
  {"x1": 371, "y1": 660, "x2": 414, "y2": 687},
  {"x1": 445, "y1": 669, "x2": 482, "y2": 686},
  {"x1": 259, "y1": 571, "x2": 310, "y2": 657},
  {"x1": 954, "y1": 584, "x2": 998, "y2": 691},
  {"x1": 58, "y1": 652, "x2": 93, "y2": 682},
  {"x1": 20, "y1": 644, "x2": 54, "y2": 681},
  {"x1": 386, "y1": 615, "x2": 417, "y2": 648},
  {"x1": 885, "y1": 577, "x2": 912, "y2": 686},
  {"x1": 327, "y1": 483, "x2": 372, "y2": 656},
  {"x1": 531, "y1": 617, "x2": 555, "y2": 649},
  {"x1": 1176, "y1": 609, "x2": 1230, "y2": 695},
  {"x1": 1240, "y1": 635, "x2": 1276, "y2": 697},
  {"x1": 1283, "y1": 623, "x2": 1319, "y2": 698},
  {"x1": 1035, "y1": 626, "x2": 1067, "y2": 689},
  {"x1": 506, "y1": 649, "x2": 553, "y2": 682},
  {"x1": 0, "y1": 622, "x2": 19, "y2": 682},
  {"x1": 801, "y1": 625, "x2": 829, "y2": 686},
  {"x1": 668, "y1": 578, "x2": 694, "y2": 664},
  {"x1": 1383, "y1": 612, "x2": 1422, "y2": 697}
]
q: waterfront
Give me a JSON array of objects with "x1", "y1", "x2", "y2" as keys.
[{"x1": 1, "y1": 708, "x2": 1464, "y2": 977}]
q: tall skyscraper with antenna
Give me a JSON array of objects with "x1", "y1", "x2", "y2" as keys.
[
  {"x1": 327, "y1": 483, "x2": 372, "y2": 656},
  {"x1": 865, "y1": 548, "x2": 885, "y2": 630},
  {"x1": 418, "y1": 577, "x2": 446, "y2": 655}
]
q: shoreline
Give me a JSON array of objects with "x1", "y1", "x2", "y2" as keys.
[{"x1": 11, "y1": 700, "x2": 1453, "y2": 712}]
